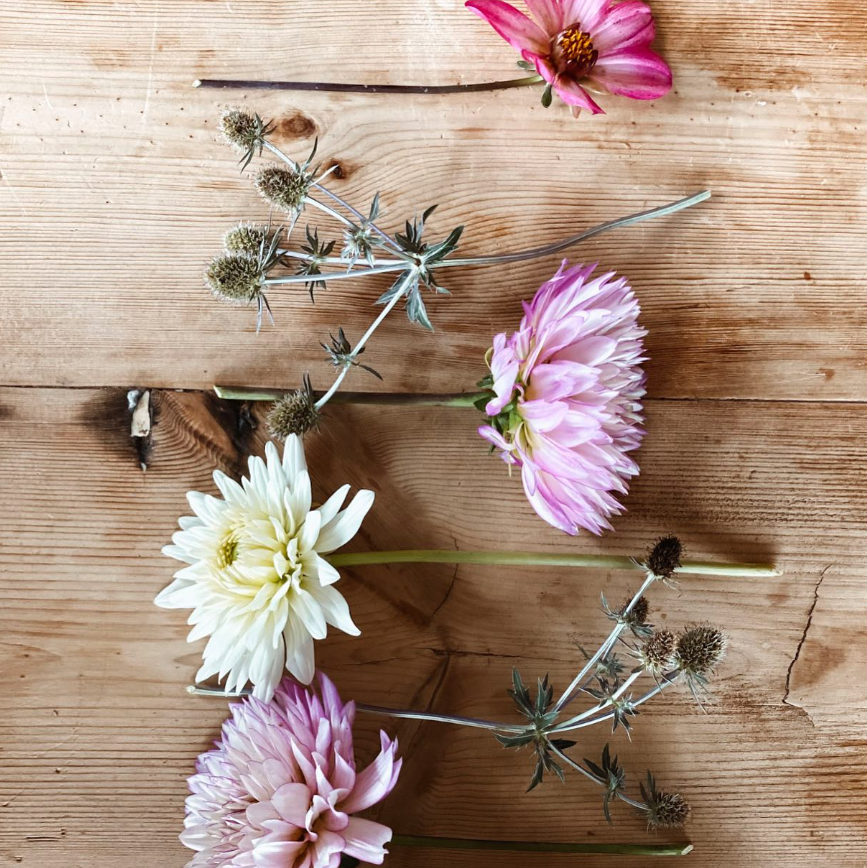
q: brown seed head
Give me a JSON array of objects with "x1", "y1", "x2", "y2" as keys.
[
  {"x1": 646, "y1": 792, "x2": 691, "y2": 829},
  {"x1": 646, "y1": 535, "x2": 683, "y2": 579},
  {"x1": 267, "y1": 389, "x2": 321, "y2": 439},
  {"x1": 676, "y1": 624, "x2": 728, "y2": 676}
]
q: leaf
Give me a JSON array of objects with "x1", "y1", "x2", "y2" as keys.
[
  {"x1": 541, "y1": 83, "x2": 553, "y2": 108},
  {"x1": 405, "y1": 285, "x2": 433, "y2": 331},
  {"x1": 549, "y1": 739, "x2": 576, "y2": 750}
]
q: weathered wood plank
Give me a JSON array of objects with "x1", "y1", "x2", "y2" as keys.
[
  {"x1": 1, "y1": 2, "x2": 866, "y2": 398},
  {"x1": 1, "y1": 387, "x2": 865, "y2": 866}
]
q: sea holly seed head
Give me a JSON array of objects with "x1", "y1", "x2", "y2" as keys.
[
  {"x1": 676, "y1": 624, "x2": 728, "y2": 677},
  {"x1": 638, "y1": 630, "x2": 676, "y2": 676},
  {"x1": 206, "y1": 253, "x2": 265, "y2": 305},
  {"x1": 255, "y1": 165, "x2": 311, "y2": 215},
  {"x1": 646, "y1": 535, "x2": 683, "y2": 579},
  {"x1": 267, "y1": 377, "x2": 321, "y2": 439},
  {"x1": 602, "y1": 592, "x2": 653, "y2": 639},
  {"x1": 223, "y1": 222, "x2": 269, "y2": 255},
  {"x1": 640, "y1": 773, "x2": 691, "y2": 829},
  {"x1": 219, "y1": 108, "x2": 262, "y2": 152}
]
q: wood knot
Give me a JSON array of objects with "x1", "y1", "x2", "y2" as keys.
[
  {"x1": 323, "y1": 159, "x2": 353, "y2": 180},
  {"x1": 278, "y1": 111, "x2": 317, "y2": 140}
]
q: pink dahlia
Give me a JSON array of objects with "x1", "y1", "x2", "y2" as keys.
[
  {"x1": 478, "y1": 262, "x2": 647, "y2": 535},
  {"x1": 181, "y1": 674, "x2": 402, "y2": 868},
  {"x1": 466, "y1": 0, "x2": 672, "y2": 115}
]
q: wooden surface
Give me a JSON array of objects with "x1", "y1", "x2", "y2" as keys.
[{"x1": 1, "y1": 1, "x2": 866, "y2": 866}]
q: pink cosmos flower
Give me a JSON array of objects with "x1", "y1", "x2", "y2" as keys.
[
  {"x1": 181, "y1": 674, "x2": 402, "y2": 868},
  {"x1": 478, "y1": 262, "x2": 647, "y2": 535},
  {"x1": 466, "y1": 0, "x2": 672, "y2": 115}
]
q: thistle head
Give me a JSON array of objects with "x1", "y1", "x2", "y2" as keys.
[
  {"x1": 267, "y1": 378, "x2": 320, "y2": 439},
  {"x1": 676, "y1": 624, "x2": 728, "y2": 679},
  {"x1": 255, "y1": 166, "x2": 310, "y2": 215},
  {"x1": 638, "y1": 629, "x2": 676, "y2": 676},
  {"x1": 603, "y1": 591, "x2": 652, "y2": 639},
  {"x1": 640, "y1": 772, "x2": 691, "y2": 830},
  {"x1": 646, "y1": 535, "x2": 683, "y2": 580},
  {"x1": 206, "y1": 253, "x2": 265, "y2": 305},
  {"x1": 219, "y1": 108, "x2": 270, "y2": 152},
  {"x1": 224, "y1": 222, "x2": 269, "y2": 256}
]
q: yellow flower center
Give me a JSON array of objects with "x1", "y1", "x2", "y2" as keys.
[
  {"x1": 216, "y1": 531, "x2": 240, "y2": 569},
  {"x1": 557, "y1": 25, "x2": 597, "y2": 74}
]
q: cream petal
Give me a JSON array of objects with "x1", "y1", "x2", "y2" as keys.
[
  {"x1": 306, "y1": 584, "x2": 359, "y2": 637},
  {"x1": 315, "y1": 490, "x2": 374, "y2": 553}
]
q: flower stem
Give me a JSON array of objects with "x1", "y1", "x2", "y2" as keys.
[
  {"x1": 194, "y1": 75, "x2": 545, "y2": 95},
  {"x1": 355, "y1": 702, "x2": 523, "y2": 733},
  {"x1": 314, "y1": 287, "x2": 411, "y2": 409},
  {"x1": 327, "y1": 549, "x2": 780, "y2": 578},
  {"x1": 264, "y1": 263, "x2": 406, "y2": 286},
  {"x1": 431, "y1": 191, "x2": 711, "y2": 269},
  {"x1": 213, "y1": 386, "x2": 486, "y2": 406},
  {"x1": 551, "y1": 677, "x2": 675, "y2": 735},
  {"x1": 263, "y1": 141, "x2": 405, "y2": 255},
  {"x1": 553, "y1": 572, "x2": 657, "y2": 712},
  {"x1": 390, "y1": 835, "x2": 693, "y2": 856}
]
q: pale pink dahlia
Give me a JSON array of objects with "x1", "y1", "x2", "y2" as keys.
[
  {"x1": 181, "y1": 674, "x2": 402, "y2": 868},
  {"x1": 466, "y1": 0, "x2": 672, "y2": 115},
  {"x1": 478, "y1": 262, "x2": 647, "y2": 535}
]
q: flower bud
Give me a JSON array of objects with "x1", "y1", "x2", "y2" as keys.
[
  {"x1": 267, "y1": 389, "x2": 321, "y2": 439},
  {"x1": 646, "y1": 535, "x2": 683, "y2": 579},
  {"x1": 224, "y1": 222, "x2": 268, "y2": 256},
  {"x1": 255, "y1": 166, "x2": 310, "y2": 215},
  {"x1": 205, "y1": 254, "x2": 265, "y2": 305}
]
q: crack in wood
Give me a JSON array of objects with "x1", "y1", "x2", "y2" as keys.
[{"x1": 782, "y1": 564, "x2": 831, "y2": 717}]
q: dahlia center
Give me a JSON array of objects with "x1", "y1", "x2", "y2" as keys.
[
  {"x1": 556, "y1": 25, "x2": 598, "y2": 75},
  {"x1": 216, "y1": 531, "x2": 240, "y2": 569}
]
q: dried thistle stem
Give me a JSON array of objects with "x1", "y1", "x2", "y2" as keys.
[
  {"x1": 195, "y1": 74, "x2": 546, "y2": 95},
  {"x1": 554, "y1": 572, "x2": 657, "y2": 712}
]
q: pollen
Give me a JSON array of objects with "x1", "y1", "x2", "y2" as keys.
[
  {"x1": 559, "y1": 26, "x2": 597, "y2": 68},
  {"x1": 217, "y1": 532, "x2": 240, "y2": 569}
]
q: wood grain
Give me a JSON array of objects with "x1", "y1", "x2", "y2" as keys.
[
  {"x1": 1, "y1": 2, "x2": 866, "y2": 398},
  {"x1": 1, "y1": 388, "x2": 866, "y2": 866},
  {"x1": 2, "y1": 0, "x2": 867, "y2": 865}
]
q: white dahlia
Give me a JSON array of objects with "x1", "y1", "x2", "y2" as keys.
[{"x1": 155, "y1": 436, "x2": 374, "y2": 701}]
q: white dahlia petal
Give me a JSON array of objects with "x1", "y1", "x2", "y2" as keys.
[
  {"x1": 316, "y1": 490, "x2": 375, "y2": 553},
  {"x1": 156, "y1": 438, "x2": 368, "y2": 701}
]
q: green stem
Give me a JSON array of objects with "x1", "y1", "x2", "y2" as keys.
[
  {"x1": 328, "y1": 549, "x2": 780, "y2": 578},
  {"x1": 213, "y1": 386, "x2": 485, "y2": 406},
  {"x1": 390, "y1": 835, "x2": 693, "y2": 856}
]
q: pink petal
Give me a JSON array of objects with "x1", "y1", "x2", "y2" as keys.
[
  {"x1": 526, "y1": 52, "x2": 557, "y2": 85},
  {"x1": 465, "y1": 0, "x2": 549, "y2": 55},
  {"x1": 341, "y1": 817, "x2": 393, "y2": 865},
  {"x1": 592, "y1": 1, "x2": 655, "y2": 53},
  {"x1": 552, "y1": 76, "x2": 605, "y2": 113},
  {"x1": 253, "y1": 841, "x2": 308, "y2": 868},
  {"x1": 519, "y1": 399, "x2": 568, "y2": 433},
  {"x1": 340, "y1": 740, "x2": 399, "y2": 813},
  {"x1": 272, "y1": 782, "x2": 312, "y2": 826},
  {"x1": 524, "y1": 0, "x2": 564, "y2": 32},
  {"x1": 590, "y1": 47, "x2": 672, "y2": 99},
  {"x1": 477, "y1": 424, "x2": 514, "y2": 453},
  {"x1": 562, "y1": 0, "x2": 608, "y2": 31}
]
